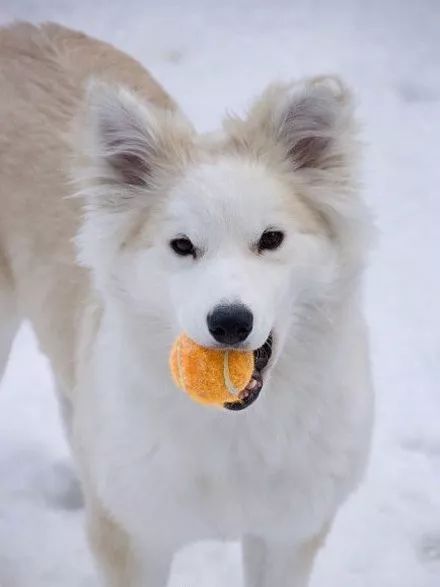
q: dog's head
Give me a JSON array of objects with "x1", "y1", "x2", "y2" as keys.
[{"x1": 75, "y1": 76, "x2": 370, "y2": 402}]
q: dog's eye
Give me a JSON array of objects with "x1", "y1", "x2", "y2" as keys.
[
  {"x1": 170, "y1": 237, "x2": 196, "y2": 258},
  {"x1": 258, "y1": 230, "x2": 284, "y2": 252}
]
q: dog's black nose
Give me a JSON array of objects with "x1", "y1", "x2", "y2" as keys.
[{"x1": 207, "y1": 304, "x2": 254, "y2": 345}]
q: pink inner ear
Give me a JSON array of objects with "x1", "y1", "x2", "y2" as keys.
[
  {"x1": 279, "y1": 89, "x2": 338, "y2": 170},
  {"x1": 288, "y1": 135, "x2": 331, "y2": 170},
  {"x1": 108, "y1": 151, "x2": 150, "y2": 186}
]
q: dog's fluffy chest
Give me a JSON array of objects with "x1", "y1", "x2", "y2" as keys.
[{"x1": 77, "y1": 337, "x2": 371, "y2": 546}]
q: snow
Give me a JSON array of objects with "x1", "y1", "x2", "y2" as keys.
[{"x1": 0, "y1": 0, "x2": 439, "y2": 585}]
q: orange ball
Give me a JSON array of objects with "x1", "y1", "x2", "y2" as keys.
[{"x1": 169, "y1": 333, "x2": 254, "y2": 407}]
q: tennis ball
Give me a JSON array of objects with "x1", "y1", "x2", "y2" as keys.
[{"x1": 169, "y1": 333, "x2": 254, "y2": 407}]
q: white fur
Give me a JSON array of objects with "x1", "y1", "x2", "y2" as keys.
[
  {"x1": 0, "y1": 23, "x2": 373, "y2": 586},
  {"x1": 73, "y1": 78, "x2": 374, "y2": 585}
]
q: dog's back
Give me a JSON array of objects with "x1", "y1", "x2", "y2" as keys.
[{"x1": 0, "y1": 22, "x2": 172, "y2": 389}]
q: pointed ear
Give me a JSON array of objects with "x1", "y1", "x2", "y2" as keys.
[
  {"x1": 228, "y1": 76, "x2": 357, "y2": 173},
  {"x1": 225, "y1": 77, "x2": 371, "y2": 262},
  {"x1": 75, "y1": 81, "x2": 194, "y2": 209}
]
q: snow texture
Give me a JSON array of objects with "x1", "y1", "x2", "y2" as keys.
[{"x1": 0, "y1": 1, "x2": 439, "y2": 585}]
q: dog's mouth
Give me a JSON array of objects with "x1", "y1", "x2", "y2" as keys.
[{"x1": 224, "y1": 333, "x2": 273, "y2": 411}]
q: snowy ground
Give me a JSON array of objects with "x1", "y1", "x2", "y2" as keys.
[{"x1": 1, "y1": 1, "x2": 440, "y2": 585}]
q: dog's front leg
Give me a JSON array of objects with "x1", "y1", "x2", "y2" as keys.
[
  {"x1": 87, "y1": 499, "x2": 172, "y2": 587},
  {"x1": 242, "y1": 528, "x2": 329, "y2": 587}
]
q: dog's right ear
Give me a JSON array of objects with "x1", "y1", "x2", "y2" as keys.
[
  {"x1": 73, "y1": 83, "x2": 194, "y2": 285},
  {"x1": 75, "y1": 81, "x2": 194, "y2": 210}
]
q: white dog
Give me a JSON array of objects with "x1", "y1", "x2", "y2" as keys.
[{"x1": 0, "y1": 22, "x2": 373, "y2": 586}]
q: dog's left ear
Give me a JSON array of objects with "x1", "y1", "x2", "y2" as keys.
[
  {"x1": 229, "y1": 76, "x2": 356, "y2": 174},
  {"x1": 227, "y1": 77, "x2": 371, "y2": 261},
  {"x1": 274, "y1": 77, "x2": 355, "y2": 172}
]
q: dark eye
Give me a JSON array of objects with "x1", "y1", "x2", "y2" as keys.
[
  {"x1": 258, "y1": 230, "x2": 284, "y2": 252},
  {"x1": 170, "y1": 237, "x2": 196, "y2": 258}
]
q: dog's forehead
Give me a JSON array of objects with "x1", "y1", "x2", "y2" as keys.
[{"x1": 167, "y1": 157, "x2": 289, "y2": 230}]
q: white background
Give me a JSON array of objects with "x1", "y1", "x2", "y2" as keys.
[{"x1": 0, "y1": 1, "x2": 439, "y2": 585}]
